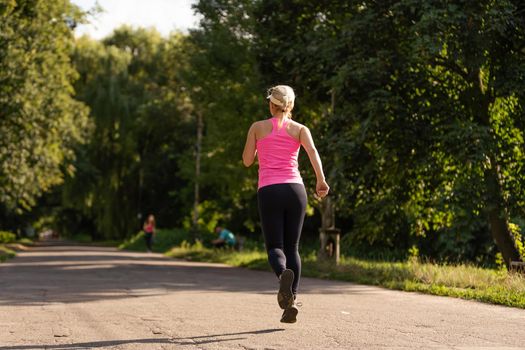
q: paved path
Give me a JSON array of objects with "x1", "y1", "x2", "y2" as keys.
[{"x1": 0, "y1": 244, "x2": 524, "y2": 350}]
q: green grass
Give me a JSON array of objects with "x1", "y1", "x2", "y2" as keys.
[
  {"x1": 304, "y1": 256, "x2": 525, "y2": 308},
  {"x1": 0, "y1": 237, "x2": 35, "y2": 263},
  {"x1": 16, "y1": 238, "x2": 34, "y2": 246},
  {"x1": 167, "y1": 240, "x2": 269, "y2": 269},
  {"x1": 0, "y1": 245, "x2": 16, "y2": 262},
  {"x1": 119, "y1": 228, "x2": 189, "y2": 252},
  {"x1": 164, "y1": 241, "x2": 525, "y2": 309}
]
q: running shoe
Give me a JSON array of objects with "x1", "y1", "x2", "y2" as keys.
[
  {"x1": 280, "y1": 302, "x2": 299, "y2": 323},
  {"x1": 278, "y1": 269, "x2": 294, "y2": 309}
]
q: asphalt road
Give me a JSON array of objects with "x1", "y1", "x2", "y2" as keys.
[{"x1": 0, "y1": 244, "x2": 524, "y2": 350}]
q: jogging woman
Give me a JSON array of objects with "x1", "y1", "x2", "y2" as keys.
[
  {"x1": 242, "y1": 85, "x2": 329, "y2": 323},
  {"x1": 143, "y1": 214, "x2": 156, "y2": 253}
]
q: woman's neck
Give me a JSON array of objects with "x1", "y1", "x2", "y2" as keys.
[{"x1": 272, "y1": 112, "x2": 287, "y2": 119}]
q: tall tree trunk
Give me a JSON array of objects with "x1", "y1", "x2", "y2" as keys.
[
  {"x1": 483, "y1": 160, "x2": 521, "y2": 268},
  {"x1": 475, "y1": 69, "x2": 522, "y2": 268},
  {"x1": 192, "y1": 111, "x2": 203, "y2": 240}
]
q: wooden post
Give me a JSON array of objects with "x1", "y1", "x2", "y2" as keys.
[
  {"x1": 317, "y1": 88, "x2": 341, "y2": 264},
  {"x1": 318, "y1": 196, "x2": 341, "y2": 264}
]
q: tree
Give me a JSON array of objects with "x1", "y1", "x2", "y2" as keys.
[
  {"x1": 193, "y1": 0, "x2": 525, "y2": 265},
  {"x1": 60, "y1": 28, "x2": 193, "y2": 239},
  {"x1": 178, "y1": 2, "x2": 266, "y2": 236},
  {"x1": 330, "y1": 0, "x2": 525, "y2": 266},
  {"x1": 0, "y1": 0, "x2": 89, "y2": 214}
]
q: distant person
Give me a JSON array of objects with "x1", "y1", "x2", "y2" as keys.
[
  {"x1": 242, "y1": 85, "x2": 329, "y2": 323},
  {"x1": 143, "y1": 214, "x2": 156, "y2": 253},
  {"x1": 212, "y1": 226, "x2": 236, "y2": 248}
]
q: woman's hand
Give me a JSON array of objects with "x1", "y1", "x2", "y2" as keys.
[{"x1": 316, "y1": 179, "x2": 330, "y2": 198}]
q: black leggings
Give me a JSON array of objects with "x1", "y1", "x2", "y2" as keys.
[
  {"x1": 144, "y1": 232, "x2": 153, "y2": 251},
  {"x1": 258, "y1": 183, "x2": 307, "y2": 295}
]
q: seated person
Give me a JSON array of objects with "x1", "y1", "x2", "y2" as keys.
[{"x1": 212, "y1": 226, "x2": 236, "y2": 248}]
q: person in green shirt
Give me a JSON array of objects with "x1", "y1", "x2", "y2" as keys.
[{"x1": 212, "y1": 226, "x2": 236, "y2": 248}]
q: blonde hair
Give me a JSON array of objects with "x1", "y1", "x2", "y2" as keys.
[
  {"x1": 146, "y1": 214, "x2": 155, "y2": 226},
  {"x1": 267, "y1": 85, "x2": 295, "y2": 116}
]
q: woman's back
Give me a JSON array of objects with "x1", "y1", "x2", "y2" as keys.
[{"x1": 256, "y1": 117, "x2": 303, "y2": 189}]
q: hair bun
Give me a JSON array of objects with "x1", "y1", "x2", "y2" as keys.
[{"x1": 266, "y1": 85, "x2": 295, "y2": 112}]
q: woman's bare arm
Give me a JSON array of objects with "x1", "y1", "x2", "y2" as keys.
[
  {"x1": 299, "y1": 126, "x2": 330, "y2": 197},
  {"x1": 242, "y1": 123, "x2": 257, "y2": 167}
]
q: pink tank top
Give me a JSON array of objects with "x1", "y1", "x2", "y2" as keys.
[{"x1": 256, "y1": 117, "x2": 303, "y2": 189}]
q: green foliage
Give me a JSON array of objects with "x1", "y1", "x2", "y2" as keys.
[
  {"x1": 509, "y1": 222, "x2": 525, "y2": 259},
  {"x1": 181, "y1": 200, "x2": 229, "y2": 237},
  {"x1": 0, "y1": 0, "x2": 90, "y2": 212},
  {"x1": 55, "y1": 0, "x2": 525, "y2": 263},
  {"x1": 175, "y1": 6, "x2": 266, "y2": 237},
  {"x1": 0, "y1": 231, "x2": 16, "y2": 244},
  {"x1": 5, "y1": 0, "x2": 525, "y2": 267},
  {"x1": 230, "y1": 0, "x2": 525, "y2": 264},
  {"x1": 57, "y1": 28, "x2": 194, "y2": 239}
]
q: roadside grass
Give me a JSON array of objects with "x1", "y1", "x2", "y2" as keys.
[
  {"x1": 167, "y1": 240, "x2": 269, "y2": 269},
  {"x1": 307, "y1": 256, "x2": 525, "y2": 308},
  {"x1": 16, "y1": 238, "x2": 34, "y2": 246},
  {"x1": 0, "y1": 237, "x2": 34, "y2": 263},
  {"x1": 164, "y1": 241, "x2": 525, "y2": 309},
  {"x1": 0, "y1": 245, "x2": 16, "y2": 262},
  {"x1": 119, "y1": 228, "x2": 189, "y2": 252}
]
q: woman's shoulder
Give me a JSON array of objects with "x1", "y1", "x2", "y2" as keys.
[
  {"x1": 252, "y1": 118, "x2": 272, "y2": 127},
  {"x1": 284, "y1": 119, "x2": 306, "y2": 140},
  {"x1": 288, "y1": 119, "x2": 305, "y2": 128},
  {"x1": 288, "y1": 119, "x2": 308, "y2": 134},
  {"x1": 251, "y1": 119, "x2": 273, "y2": 134}
]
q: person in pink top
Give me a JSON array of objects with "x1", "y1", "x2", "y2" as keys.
[
  {"x1": 242, "y1": 85, "x2": 329, "y2": 323},
  {"x1": 143, "y1": 214, "x2": 156, "y2": 253}
]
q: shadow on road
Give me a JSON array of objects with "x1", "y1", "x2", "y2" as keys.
[
  {"x1": 0, "y1": 338, "x2": 172, "y2": 350},
  {"x1": 0, "y1": 245, "x2": 381, "y2": 305},
  {"x1": 0, "y1": 328, "x2": 286, "y2": 349}
]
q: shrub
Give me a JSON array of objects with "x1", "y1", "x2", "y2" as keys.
[{"x1": 0, "y1": 231, "x2": 16, "y2": 244}]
